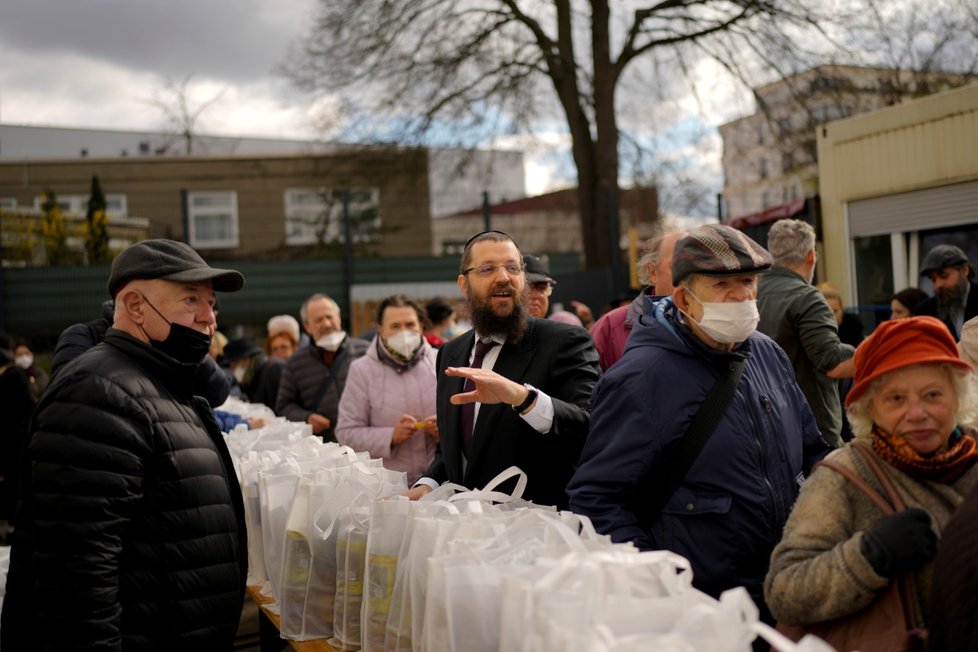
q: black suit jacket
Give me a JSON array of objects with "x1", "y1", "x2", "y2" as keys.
[
  {"x1": 913, "y1": 279, "x2": 978, "y2": 339},
  {"x1": 423, "y1": 317, "x2": 599, "y2": 508}
]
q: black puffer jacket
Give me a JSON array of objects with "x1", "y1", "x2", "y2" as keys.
[
  {"x1": 51, "y1": 299, "x2": 231, "y2": 408},
  {"x1": 1, "y1": 329, "x2": 247, "y2": 651}
]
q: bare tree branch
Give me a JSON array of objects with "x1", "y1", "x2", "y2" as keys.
[{"x1": 282, "y1": 0, "x2": 978, "y2": 266}]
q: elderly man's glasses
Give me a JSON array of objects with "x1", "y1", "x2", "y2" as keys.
[
  {"x1": 463, "y1": 262, "x2": 525, "y2": 277},
  {"x1": 530, "y1": 281, "x2": 552, "y2": 294}
]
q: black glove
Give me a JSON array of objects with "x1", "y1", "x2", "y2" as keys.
[{"x1": 860, "y1": 507, "x2": 937, "y2": 577}]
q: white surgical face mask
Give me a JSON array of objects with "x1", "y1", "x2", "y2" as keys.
[
  {"x1": 684, "y1": 288, "x2": 759, "y2": 344},
  {"x1": 15, "y1": 354, "x2": 33, "y2": 369},
  {"x1": 316, "y1": 330, "x2": 347, "y2": 352},
  {"x1": 232, "y1": 366, "x2": 247, "y2": 384},
  {"x1": 386, "y1": 330, "x2": 422, "y2": 358}
]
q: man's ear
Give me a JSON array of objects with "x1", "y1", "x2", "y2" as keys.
[
  {"x1": 647, "y1": 262, "x2": 658, "y2": 288},
  {"x1": 672, "y1": 284, "x2": 689, "y2": 312},
  {"x1": 118, "y1": 288, "x2": 144, "y2": 323},
  {"x1": 457, "y1": 274, "x2": 468, "y2": 297}
]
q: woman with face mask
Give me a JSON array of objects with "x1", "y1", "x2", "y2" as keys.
[
  {"x1": 335, "y1": 295, "x2": 439, "y2": 485},
  {"x1": 12, "y1": 340, "x2": 49, "y2": 402}
]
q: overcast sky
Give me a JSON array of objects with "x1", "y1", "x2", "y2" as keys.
[
  {"x1": 0, "y1": 0, "x2": 322, "y2": 134},
  {"x1": 0, "y1": 0, "x2": 750, "y2": 207}
]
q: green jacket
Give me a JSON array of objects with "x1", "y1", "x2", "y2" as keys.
[{"x1": 757, "y1": 266, "x2": 854, "y2": 446}]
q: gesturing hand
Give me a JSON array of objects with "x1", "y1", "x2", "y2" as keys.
[{"x1": 445, "y1": 366, "x2": 528, "y2": 408}]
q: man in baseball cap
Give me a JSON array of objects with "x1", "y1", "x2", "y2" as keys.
[
  {"x1": 523, "y1": 254, "x2": 556, "y2": 319},
  {"x1": 2, "y1": 238, "x2": 249, "y2": 649},
  {"x1": 524, "y1": 253, "x2": 592, "y2": 328},
  {"x1": 570, "y1": 223, "x2": 827, "y2": 625},
  {"x1": 914, "y1": 243, "x2": 978, "y2": 339}
]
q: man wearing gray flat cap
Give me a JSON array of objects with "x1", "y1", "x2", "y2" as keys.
[
  {"x1": 569, "y1": 223, "x2": 829, "y2": 629},
  {"x1": 2, "y1": 239, "x2": 249, "y2": 650},
  {"x1": 913, "y1": 243, "x2": 978, "y2": 339}
]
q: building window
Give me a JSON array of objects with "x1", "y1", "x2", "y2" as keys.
[
  {"x1": 759, "y1": 157, "x2": 768, "y2": 180},
  {"x1": 781, "y1": 150, "x2": 795, "y2": 173},
  {"x1": 33, "y1": 194, "x2": 128, "y2": 217},
  {"x1": 283, "y1": 187, "x2": 381, "y2": 246},
  {"x1": 0, "y1": 197, "x2": 16, "y2": 209},
  {"x1": 187, "y1": 191, "x2": 239, "y2": 249}
]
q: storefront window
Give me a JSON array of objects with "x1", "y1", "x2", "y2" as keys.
[{"x1": 852, "y1": 234, "x2": 893, "y2": 330}]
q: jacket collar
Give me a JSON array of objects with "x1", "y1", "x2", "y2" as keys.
[
  {"x1": 103, "y1": 328, "x2": 201, "y2": 399},
  {"x1": 649, "y1": 297, "x2": 750, "y2": 364}
]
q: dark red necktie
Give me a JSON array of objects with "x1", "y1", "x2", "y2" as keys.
[{"x1": 460, "y1": 339, "x2": 498, "y2": 455}]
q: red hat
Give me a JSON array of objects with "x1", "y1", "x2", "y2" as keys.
[{"x1": 846, "y1": 316, "x2": 973, "y2": 407}]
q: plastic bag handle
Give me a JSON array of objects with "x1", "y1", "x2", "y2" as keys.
[{"x1": 479, "y1": 465, "x2": 528, "y2": 498}]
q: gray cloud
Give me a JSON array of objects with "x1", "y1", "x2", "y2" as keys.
[{"x1": 0, "y1": 0, "x2": 312, "y2": 83}]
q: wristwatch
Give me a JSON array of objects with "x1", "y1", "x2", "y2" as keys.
[{"x1": 512, "y1": 383, "x2": 538, "y2": 412}]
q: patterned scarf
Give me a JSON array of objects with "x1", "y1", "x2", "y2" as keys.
[
  {"x1": 870, "y1": 425, "x2": 978, "y2": 484},
  {"x1": 376, "y1": 336, "x2": 423, "y2": 372}
]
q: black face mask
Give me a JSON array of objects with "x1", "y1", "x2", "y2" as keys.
[{"x1": 140, "y1": 295, "x2": 212, "y2": 365}]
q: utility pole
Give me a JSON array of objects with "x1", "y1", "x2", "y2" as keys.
[
  {"x1": 482, "y1": 191, "x2": 491, "y2": 231},
  {"x1": 341, "y1": 190, "x2": 355, "y2": 320}
]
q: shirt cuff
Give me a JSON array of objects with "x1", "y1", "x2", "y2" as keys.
[
  {"x1": 413, "y1": 477, "x2": 440, "y2": 491},
  {"x1": 521, "y1": 389, "x2": 555, "y2": 434}
]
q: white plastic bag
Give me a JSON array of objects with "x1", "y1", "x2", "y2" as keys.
[
  {"x1": 257, "y1": 459, "x2": 302, "y2": 611},
  {"x1": 330, "y1": 498, "x2": 372, "y2": 651},
  {"x1": 360, "y1": 496, "x2": 412, "y2": 652}
]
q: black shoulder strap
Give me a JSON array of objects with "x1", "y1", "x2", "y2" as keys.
[
  {"x1": 311, "y1": 349, "x2": 346, "y2": 409},
  {"x1": 639, "y1": 358, "x2": 745, "y2": 524}
]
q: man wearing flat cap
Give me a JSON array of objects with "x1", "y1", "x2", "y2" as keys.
[
  {"x1": 2, "y1": 239, "x2": 249, "y2": 650},
  {"x1": 569, "y1": 223, "x2": 829, "y2": 627},
  {"x1": 913, "y1": 243, "x2": 978, "y2": 339}
]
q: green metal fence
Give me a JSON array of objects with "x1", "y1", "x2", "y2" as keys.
[{"x1": 1, "y1": 253, "x2": 585, "y2": 339}]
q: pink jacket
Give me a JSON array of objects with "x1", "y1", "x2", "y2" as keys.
[{"x1": 335, "y1": 338, "x2": 438, "y2": 485}]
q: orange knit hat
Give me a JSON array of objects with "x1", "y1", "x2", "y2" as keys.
[{"x1": 846, "y1": 315, "x2": 973, "y2": 407}]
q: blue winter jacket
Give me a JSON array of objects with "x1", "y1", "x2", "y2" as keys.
[{"x1": 568, "y1": 298, "x2": 829, "y2": 604}]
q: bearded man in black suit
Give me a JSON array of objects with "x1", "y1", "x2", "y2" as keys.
[{"x1": 405, "y1": 230, "x2": 599, "y2": 508}]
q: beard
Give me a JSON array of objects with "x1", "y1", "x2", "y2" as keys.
[
  {"x1": 936, "y1": 275, "x2": 968, "y2": 321},
  {"x1": 468, "y1": 281, "x2": 531, "y2": 343}
]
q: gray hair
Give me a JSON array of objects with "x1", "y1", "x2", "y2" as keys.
[
  {"x1": 300, "y1": 293, "x2": 340, "y2": 322},
  {"x1": 767, "y1": 219, "x2": 815, "y2": 266},
  {"x1": 636, "y1": 228, "x2": 686, "y2": 286},
  {"x1": 636, "y1": 234, "x2": 665, "y2": 286},
  {"x1": 846, "y1": 363, "x2": 978, "y2": 438}
]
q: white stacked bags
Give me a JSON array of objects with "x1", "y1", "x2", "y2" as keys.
[{"x1": 220, "y1": 413, "x2": 831, "y2": 652}]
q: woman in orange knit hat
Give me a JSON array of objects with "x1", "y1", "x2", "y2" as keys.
[{"x1": 764, "y1": 316, "x2": 978, "y2": 640}]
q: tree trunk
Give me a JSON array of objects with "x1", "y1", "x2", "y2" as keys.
[
  {"x1": 588, "y1": 0, "x2": 620, "y2": 271},
  {"x1": 551, "y1": 0, "x2": 617, "y2": 270}
]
